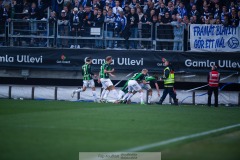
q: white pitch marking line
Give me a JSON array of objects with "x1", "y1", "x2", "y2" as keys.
[{"x1": 124, "y1": 123, "x2": 240, "y2": 152}]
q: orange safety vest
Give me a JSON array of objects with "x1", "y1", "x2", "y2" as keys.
[{"x1": 209, "y1": 70, "x2": 220, "y2": 87}]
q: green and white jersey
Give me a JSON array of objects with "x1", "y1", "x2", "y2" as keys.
[
  {"x1": 100, "y1": 63, "x2": 111, "y2": 78},
  {"x1": 82, "y1": 63, "x2": 93, "y2": 80},
  {"x1": 130, "y1": 73, "x2": 145, "y2": 82},
  {"x1": 145, "y1": 76, "x2": 157, "y2": 83}
]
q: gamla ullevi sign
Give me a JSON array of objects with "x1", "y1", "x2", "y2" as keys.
[
  {"x1": 185, "y1": 59, "x2": 240, "y2": 68},
  {"x1": 0, "y1": 55, "x2": 43, "y2": 63},
  {"x1": 190, "y1": 24, "x2": 240, "y2": 52}
]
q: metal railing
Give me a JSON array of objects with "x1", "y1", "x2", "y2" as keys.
[
  {"x1": 104, "y1": 22, "x2": 153, "y2": 49},
  {"x1": 8, "y1": 19, "x2": 54, "y2": 47},
  {"x1": 1, "y1": 19, "x2": 185, "y2": 51},
  {"x1": 0, "y1": 21, "x2": 7, "y2": 46},
  {"x1": 155, "y1": 23, "x2": 184, "y2": 51},
  {"x1": 57, "y1": 22, "x2": 104, "y2": 48}
]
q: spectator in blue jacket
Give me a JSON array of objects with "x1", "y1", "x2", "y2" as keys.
[
  {"x1": 171, "y1": 16, "x2": 185, "y2": 51},
  {"x1": 114, "y1": 10, "x2": 127, "y2": 48},
  {"x1": 177, "y1": 2, "x2": 187, "y2": 18},
  {"x1": 104, "y1": 8, "x2": 115, "y2": 48}
]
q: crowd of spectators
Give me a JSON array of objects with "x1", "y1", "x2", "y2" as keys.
[{"x1": 0, "y1": 0, "x2": 240, "y2": 49}]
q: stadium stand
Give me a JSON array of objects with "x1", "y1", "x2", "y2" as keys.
[{"x1": 0, "y1": 0, "x2": 239, "y2": 50}]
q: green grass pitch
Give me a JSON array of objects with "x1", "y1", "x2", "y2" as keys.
[{"x1": 0, "y1": 99, "x2": 240, "y2": 160}]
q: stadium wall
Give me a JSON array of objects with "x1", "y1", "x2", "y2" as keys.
[
  {"x1": 0, "y1": 48, "x2": 239, "y2": 105},
  {"x1": 0, "y1": 47, "x2": 239, "y2": 73},
  {"x1": 0, "y1": 85, "x2": 239, "y2": 105},
  {"x1": 0, "y1": 47, "x2": 239, "y2": 85}
]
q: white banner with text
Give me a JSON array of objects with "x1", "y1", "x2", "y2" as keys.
[{"x1": 190, "y1": 24, "x2": 240, "y2": 52}]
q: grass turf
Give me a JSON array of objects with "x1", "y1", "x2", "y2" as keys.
[{"x1": 0, "y1": 99, "x2": 240, "y2": 160}]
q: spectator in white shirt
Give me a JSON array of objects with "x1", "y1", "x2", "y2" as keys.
[{"x1": 113, "y1": 0, "x2": 123, "y2": 16}]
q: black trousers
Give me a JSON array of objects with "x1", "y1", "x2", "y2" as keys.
[
  {"x1": 159, "y1": 87, "x2": 177, "y2": 103},
  {"x1": 208, "y1": 86, "x2": 218, "y2": 107}
]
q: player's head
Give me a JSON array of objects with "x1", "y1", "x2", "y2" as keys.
[
  {"x1": 106, "y1": 56, "x2": 113, "y2": 64},
  {"x1": 212, "y1": 65, "x2": 217, "y2": 70},
  {"x1": 163, "y1": 59, "x2": 169, "y2": 66},
  {"x1": 142, "y1": 69, "x2": 148, "y2": 75},
  {"x1": 162, "y1": 57, "x2": 169, "y2": 66},
  {"x1": 165, "y1": 60, "x2": 170, "y2": 66},
  {"x1": 85, "y1": 57, "x2": 92, "y2": 64}
]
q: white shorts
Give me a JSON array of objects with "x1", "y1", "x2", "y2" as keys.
[
  {"x1": 118, "y1": 90, "x2": 125, "y2": 100},
  {"x1": 83, "y1": 79, "x2": 95, "y2": 88},
  {"x1": 140, "y1": 83, "x2": 151, "y2": 90},
  {"x1": 128, "y1": 80, "x2": 142, "y2": 92},
  {"x1": 100, "y1": 78, "x2": 113, "y2": 89}
]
